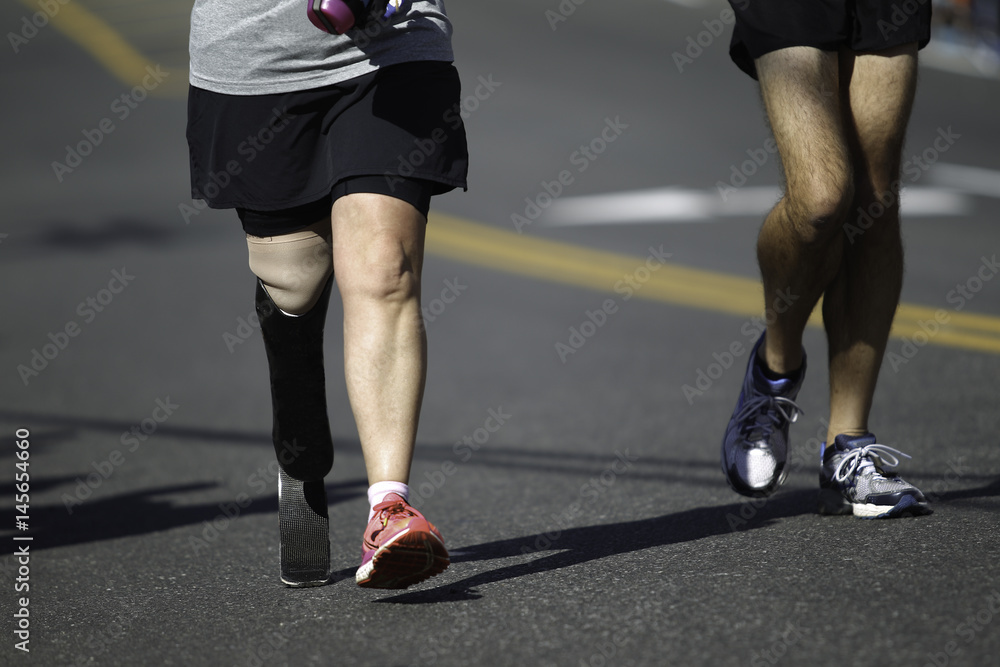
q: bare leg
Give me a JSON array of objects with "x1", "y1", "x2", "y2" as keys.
[
  {"x1": 331, "y1": 193, "x2": 426, "y2": 485},
  {"x1": 755, "y1": 47, "x2": 854, "y2": 375},
  {"x1": 823, "y1": 44, "x2": 918, "y2": 443}
]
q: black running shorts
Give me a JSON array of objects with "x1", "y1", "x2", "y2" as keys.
[
  {"x1": 186, "y1": 60, "x2": 469, "y2": 235},
  {"x1": 728, "y1": 0, "x2": 933, "y2": 79}
]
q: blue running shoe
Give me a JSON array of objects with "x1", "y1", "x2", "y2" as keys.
[
  {"x1": 818, "y1": 433, "x2": 932, "y2": 518},
  {"x1": 721, "y1": 334, "x2": 805, "y2": 497}
]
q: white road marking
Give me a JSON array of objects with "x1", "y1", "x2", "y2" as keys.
[
  {"x1": 661, "y1": 0, "x2": 712, "y2": 7},
  {"x1": 919, "y1": 40, "x2": 1000, "y2": 80},
  {"x1": 928, "y1": 163, "x2": 1000, "y2": 198},
  {"x1": 542, "y1": 186, "x2": 972, "y2": 226}
]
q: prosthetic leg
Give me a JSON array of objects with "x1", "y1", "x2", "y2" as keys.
[
  {"x1": 257, "y1": 278, "x2": 335, "y2": 586},
  {"x1": 249, "y1": 222, "x2": 336, "y2": 586}
]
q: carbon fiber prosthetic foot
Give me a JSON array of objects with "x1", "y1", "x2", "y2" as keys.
[
  {"x1": 256, "y1": 277, "x2": 336, "y2": 586},
  {"x1": 278, "y1": 469, "x2": 331, "y2": 586}
]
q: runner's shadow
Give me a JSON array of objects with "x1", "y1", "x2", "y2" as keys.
[
  {"x1": 375, "y1": 489, "x2": 815, "y2": 604},
  {"x1": 927, "y1": 476, "x2": 1000, "y2": 503},
  {"x1": 0, "y1": 478, "x2": 367, "y2": 551}
]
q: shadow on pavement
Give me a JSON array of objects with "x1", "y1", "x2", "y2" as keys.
[
  {"x1": 375, "y1": 489, "x2": 817, "y2": 605},
  {"x1": 0, "y1": 478, "x2": 367, "y2": 552},
  {"x1": 928, "y1": 476, "x2": 1000, "y2": 503},
  {"x1": 375, "y1": 474, "x2": 1000, "y2": 604}
]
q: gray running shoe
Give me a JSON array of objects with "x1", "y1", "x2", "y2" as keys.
[{"x1": 819, "y1": 434, "x2": 932, "y2": 518}]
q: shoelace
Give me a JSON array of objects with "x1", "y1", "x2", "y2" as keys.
[
  {"x1": 365, "y1": 500, "x2": 417, "y2": 544},
  {"x1": 833, "y1": 443, "x2": 912, "y2": 482},
  {"x1": 735, "y1": 394, "x2": 803, "y2": 442},
  {"x1": 371, "y1": 499, "x2": 417, "y2": 524},
  {"x1": 381, "y1": 0, "x2": 403, "y2": 19}
]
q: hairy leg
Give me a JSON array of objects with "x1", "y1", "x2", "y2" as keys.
[
  {"x1": 754, "y1": 47, "x2": 853, "y2": 374},
  {"x1": 331, "y1": 193, "x2": 426, "y2": 485},
  {"x1": 823, "y1": 44, "x2": 918, "y2": 443}
]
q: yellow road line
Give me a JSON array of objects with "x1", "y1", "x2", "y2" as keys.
[
  {"x1": 23, "y1": 0, "x2": 187, "y2": 98},
  {"x1": 426, "y1": 213, "x2": 1000, "y2": 355},
  {"x1": 898, "y1": 303, "x2": 1000, "y2": 334}
]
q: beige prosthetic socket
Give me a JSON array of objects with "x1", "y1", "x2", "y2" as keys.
[{"x1": 247, "y1": 220, "x2": 334, "y2": 315}]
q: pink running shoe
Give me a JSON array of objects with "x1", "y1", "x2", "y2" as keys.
[{"x1": 355, "y1": 493, "x2": 449, "y2": 589}]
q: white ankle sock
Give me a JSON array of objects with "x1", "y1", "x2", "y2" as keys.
[{"x1": 367, "y1": 481, "x2": 409, "y2": 522}]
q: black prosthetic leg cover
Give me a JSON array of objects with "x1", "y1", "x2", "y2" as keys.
[
  {"x1": 255, "y1": 277, "x2": 335, "y2": 480},
  {"x1": 255, "y1": 277, "x2": 335, "y2": 586}
]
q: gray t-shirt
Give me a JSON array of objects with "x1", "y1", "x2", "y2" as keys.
[{"x1": 189, "y1": 0, "x2": 454, "y2": 95}]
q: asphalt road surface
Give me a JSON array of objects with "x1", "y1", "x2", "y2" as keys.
[{"x1": 2, "y1": 1, "x2": 999, "y2": 666}]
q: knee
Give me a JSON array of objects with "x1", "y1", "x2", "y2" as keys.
[
  {"x1": 856, "y1": 175, "x2": 903, "y2": 218},
  {"x1": 338, "y1": 238, "x2": 420, "y2": 304},
  {"x1": 784, "y1": 173, "x2": 854, "y2": 245},
  {"x1": 248, "y1": 223, "x2": 333, "y2": 315}
]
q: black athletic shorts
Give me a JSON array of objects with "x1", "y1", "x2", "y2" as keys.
[
  {"x1": 186, "y1": 60, "x2": 469, "y2": 236},
  {"x1": 728, "y1": 0, "x2": 933, "y2": 79}
]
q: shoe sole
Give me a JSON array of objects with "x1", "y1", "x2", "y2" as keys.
[
  {"x1": 818, "y1": 489, "x2": 932, "y2": 519},
  {"x1": 279, "y1": 470, "x2": 331, "y2": 587},
  {"x1": 355, "y1": 528, "x2": 449, "y2": 590}
]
